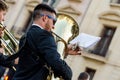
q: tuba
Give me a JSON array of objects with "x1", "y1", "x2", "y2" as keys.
[
  {"x1": 52, "y1": 31, "x2": 68, "y2": 58},
  {"x1": 47, "y1": 31, "x2": 69, "y2": 80}
]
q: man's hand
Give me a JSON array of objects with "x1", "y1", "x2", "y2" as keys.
[
  {"x1": 67, "y1": 44, "x2": 82, "y2": 55},
  {"x1": 14, "y1": 58, "x2": 19, "y2": 64}
]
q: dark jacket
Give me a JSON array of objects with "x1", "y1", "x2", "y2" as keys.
[
  {"x1": 13, "y1": 25, "x2": 72, "y2": 80},
  {"x1": 0, "y1": 66, "x2": 5, "y2": 78},
  {"x1": 0, "y1": 54, "x2": 15, "y2": 80},
  {"x1": 0, "y1": 53, "x2": 14, "y2": 67}
]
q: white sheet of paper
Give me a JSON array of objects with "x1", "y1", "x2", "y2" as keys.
[{"x1": 70, "y1": 33, "x2": 101, "y2": 48}]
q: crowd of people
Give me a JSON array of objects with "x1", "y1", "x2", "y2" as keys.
[{"x1": 0, "y1": 0, "x2": 90, "y2": 80}]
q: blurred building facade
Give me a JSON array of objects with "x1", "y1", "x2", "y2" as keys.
[{"x1": 4, "y1": 0, "x2": 120, "y2": 80}]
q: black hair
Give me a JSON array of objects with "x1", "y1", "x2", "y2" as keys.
[
  {"x1": 0, "y1": 0, "x2": 8, "y2": 11},
  {"x1": 33, "y1": 3, "x2": 56, "y2": 20}
]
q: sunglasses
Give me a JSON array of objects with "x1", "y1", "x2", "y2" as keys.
[{"x1": 40, "y1": 14, "x2": 57, "y2": 25}]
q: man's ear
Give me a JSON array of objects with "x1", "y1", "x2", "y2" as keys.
[{"x1": 42, "y1": 16, "x2": 48, "y2": 23}]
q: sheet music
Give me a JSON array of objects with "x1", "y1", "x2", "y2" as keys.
[{"x1": 70, "y1": 33, "x2": 101, "y2": 48}]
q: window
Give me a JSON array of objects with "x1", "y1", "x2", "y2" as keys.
[
  {"x1": 42, "y1": 0, "x2": 49, "y2": 3},
  {"x1": 110, "y1": 0, "x2": 120, "y2": 3},
  {"x1": 42, "y1": 0, "x2": 60, "y2": 8},
  {"x1": 49, "y1": 0, "x2": 56, "y2": 7},
  {"x1": 91, "y1": 26, "x2": 116, "y2": 56},
  {"x1": 85, "y1": 68, "x2": 96, "y2": 80},
  {"x1": 118, "y1": 0, "x2": 120, "y2": 3}
]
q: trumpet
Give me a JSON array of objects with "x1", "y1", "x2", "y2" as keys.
[{"x1": 0, "y1": 23, "x2": 19, "y2": 55}]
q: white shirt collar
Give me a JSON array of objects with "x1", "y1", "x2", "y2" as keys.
[{"x1": 32, "y1": 24, "x2": 43, "y2": 29}]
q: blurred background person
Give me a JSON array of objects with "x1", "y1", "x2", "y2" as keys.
[{"x1": 78, "y1": 72, "x2": 90, "y2": 80}]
